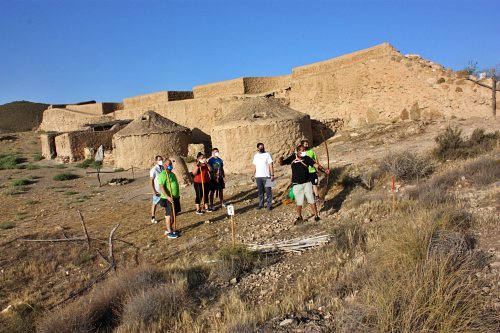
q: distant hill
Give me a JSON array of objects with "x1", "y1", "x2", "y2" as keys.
[{"x1": 0, "y1": 101, "x2": 50, "y2": 132}]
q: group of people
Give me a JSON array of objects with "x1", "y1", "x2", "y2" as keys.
[
  {"x1": 149, "y1": 139, "x2": 329, "y2": 239},
  {"x1": 149, "y1": 149, "x2": 226, "y2": 239}
]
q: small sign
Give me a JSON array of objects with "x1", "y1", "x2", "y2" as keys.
[{"x1": 227, "y1": 205, "x2": 235, "y2": 216}]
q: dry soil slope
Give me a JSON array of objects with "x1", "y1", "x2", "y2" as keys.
[{"x1": 0, "y1": 101, "x2": 49, "y2": 132}]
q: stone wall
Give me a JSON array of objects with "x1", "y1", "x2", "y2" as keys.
[
  {"x1": 243, "y1": 76, "x2": 291, "y2": 94},
  {"x1": 289, "y1": 43, "x2": 494, "y2": 126},
  {"x1": 54, "y1": 129, "x2": 118, "y2": 162},
  {"x1": 113, "y1": 97, "x2": 247, "y2": 143},
  {"x1": 193, "y1": 78, "x2": 245, "y2": 98},
  {"x1": 123, "y1": 91, "x2": 193, "y2": 109},
  {"x1": 39, "y1": 108, "x2": 114, "y2": 132},
  {"x1": 40, "y1": 133, "x2": 57, "y2": 159},
  {"x1": 65, "y1": 103, "x2": 123, "y2": 115}
]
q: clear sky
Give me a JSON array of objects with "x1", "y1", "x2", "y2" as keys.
[{"x1": 0, "y1": 0, "x2": 498, "y2": 105}]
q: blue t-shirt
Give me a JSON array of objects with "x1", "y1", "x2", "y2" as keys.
[{"x1": 208, "y1": 157, "x2": 224, "y2": 179}]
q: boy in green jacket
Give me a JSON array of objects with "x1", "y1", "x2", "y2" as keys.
[{"x1": 157, "y1": 159, "x2": 181, "y2": 239}]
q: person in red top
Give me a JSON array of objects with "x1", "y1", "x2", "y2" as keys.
[{"x1": 191, "y1": 152, "x2": 212, "y2": 214}]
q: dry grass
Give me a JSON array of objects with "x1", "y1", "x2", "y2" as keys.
[
  {"x1": 379, "y1": 151, "x2": 434, "y2": 181},
  {"x1": 433, "y1": 126, "x2": 499, "y2": 161},
  {"x1": 216, "y1": 245, "x2": 258, "y2": 281}
]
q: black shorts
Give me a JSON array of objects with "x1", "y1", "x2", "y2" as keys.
[
  {"x1": 159, "y1": 197, "x2": 181, "y2": 216},
  {"x1": 210, "y1": 178, "x2": 225, "y2": 192},
  {"x1": 309, "y1": 172, "x2": 319, "y2": 185}
]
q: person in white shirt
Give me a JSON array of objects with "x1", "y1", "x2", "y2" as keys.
[
  {"x1": 252, "y1": 143, "x2": 275, "y2": 210},
  {"x1": 149, "y1": 155, "x2": 164, "y2": 223}
]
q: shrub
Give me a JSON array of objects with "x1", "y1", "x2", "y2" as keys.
[
  {"x1": 114, "y1": 167, "x2": 125, "y2": 173},
  {"x1": 75, "y1": 159, "x2": 102, "y2": 169},
  {"x1": 0, "y1": 154, "x2": 25, "y2": 170},
  {"x1": 462, "y1": 157, "x2": 500, "y2": 186},
  {"x1": 331, "y1": 220, "x2": 367, "y2": 253},
  {"x1": 119, "y1": 282, "x2": 191, "y2": 329},
  {"x1": 33, "y1": 152, "x2": 43, "y2": 161},
  {"x1": 11, "y1": 179, "x2": 32, "y2": 187},
  {"x1": 26, "y1": 163, "x2": 40, "y2": 170},
  {"x1": 53, "y1": 173, "x2": 79, "y2": 181},
  {"x1": 37, "y1": 266, "x2": 169, "y2": 333},
  {"x1": 379, "y1": 151, "x2": 434, "y2": 181},
  {"x1": 433, "y1": 127, "x2": 499, "y2": 160},
  {"x1": 217, "y1": 245, "x2": 257, "y2": 281},
  {"x1": 0, "y1": 221, "x2": 16, "y2": 229}
]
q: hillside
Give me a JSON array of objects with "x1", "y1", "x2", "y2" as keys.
[
  {"x1": 0, "y1": 117, "x2": 498, "y2": 332},
  {"x1": 0, "y1": 101, "x2": 49, "y2": 132}
]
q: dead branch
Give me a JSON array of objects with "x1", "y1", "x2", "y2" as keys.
[
  {"x1": 466, "y1": 77, "x2": 500, "y2": 91},
  {"x1": 19, "y1": 237, "x2": 88, "y2": 243},
  {"x1": 49, "y1": 264, "x2": 114, "y2": 310},
  {"x1": 77, "y1": 210, "x2": 91, "y2": 250}
]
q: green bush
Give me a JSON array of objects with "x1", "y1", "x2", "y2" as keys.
[
  {"x1": 53, "y1": 173, "x2": 80, "y2": 181},
  {"x1": 33, "y1": 152, "x2": 43, "y2": 161},
  {"x1": 11, "y1": 179, "x2": 32, "y2": 186},
  {"x1": 75, "y1": 159, "x2": 102, "y2": 169},
  {"x1": 0, "y1": 154, "x2": 25, "y2": 170}
]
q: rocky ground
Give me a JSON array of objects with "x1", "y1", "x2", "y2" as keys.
[{"x1": 0, "y1": 116, "x2": 498, "y2": 332}]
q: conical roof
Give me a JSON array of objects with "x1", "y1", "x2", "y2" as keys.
[
  {"x1": 218, "y1": 97, "x2": 308, "y2": 126},
  {"x1": 114, "y1": 111, "x2": 189, "y2": 137}
]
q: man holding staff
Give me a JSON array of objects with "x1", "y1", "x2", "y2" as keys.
[{"x1": 157, "y1": 159, "x2": 181, "y2": 239}]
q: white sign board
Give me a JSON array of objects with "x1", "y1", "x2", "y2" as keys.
[{"x1": 227, "y1": 205, "x2": 235, "y2": 216}]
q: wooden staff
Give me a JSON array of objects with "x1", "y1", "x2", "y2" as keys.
[
  {"x1": 320, "y1": 130, "x2": 330, "y2": 186},
  {"x1": 165, "y1": 172, "x2": 177, "y2": 231},
  {"x1": 200, "y1": 164, "x2": 206, "y2": 209}
]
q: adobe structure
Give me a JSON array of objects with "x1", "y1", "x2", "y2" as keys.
[
  {"x1": 38, "y1": 43, "x2": 498, "y2": 170},
  {"x1": 113, "y1": 111, "x2": 191, "y2": 169},
  {"x1": 211, "y1": 98, "x2": 312, "y2": 173}
]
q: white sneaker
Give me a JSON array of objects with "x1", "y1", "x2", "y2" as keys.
[{"x1": 151, "y1": 218, "x2": 159, "y2": 224}]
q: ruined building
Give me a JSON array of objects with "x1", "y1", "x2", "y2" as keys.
[{"x1": 39, "y1": 43, "x2": 497, "y2": 170}]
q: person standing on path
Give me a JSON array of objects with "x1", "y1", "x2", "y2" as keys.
[
  {"x1": 252, "y1": 143, "x2": 275, "y2": 211},
  {"x1": 280, "y1": 145, "x2": 329, "y2": 224},
  {"x1": 192, "y1": 152, "x2": 212, "y2": 214},
  {"x1": 149, "y1": 155, "x2": 164, "y2": 223},
  {"x1": 157, "y1": 159, "x2": 181, "y2": 239},
  {"x1": 208, "y1": 148, "x2": 226, "y2": 211},
  {"x1": 301, "y1": 139, "x2": 324, "y2": 201}
]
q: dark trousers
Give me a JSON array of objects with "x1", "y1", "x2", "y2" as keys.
[
  {"x1": 256, "y1": 177, "x2": 272, "y2": 208},
  {"x1": 194, "y1": 182, "x2": 209, "y2": 205}
]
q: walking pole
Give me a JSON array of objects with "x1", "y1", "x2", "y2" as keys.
[
  {"x1": 200, "y1": 164, "x2": 206, "y2": 209},
  {"x1": 166, "y1": 172, "x2": 177, "y2": 231}
]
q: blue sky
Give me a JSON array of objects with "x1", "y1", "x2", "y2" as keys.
[{"x1": 0, "y1": 0, "x2": 498, "y2": 105}]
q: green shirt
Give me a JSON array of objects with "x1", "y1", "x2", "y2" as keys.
[
  {"x1": 156, "y1": 171, "x2": 180, "y2": 199},
  {"x1": 305, "y1": 149, "x2": 317, "y2": 173}
]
